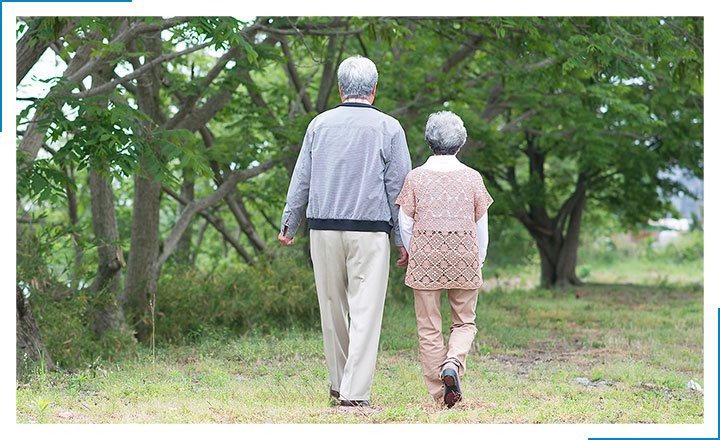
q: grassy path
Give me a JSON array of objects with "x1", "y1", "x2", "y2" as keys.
[{"x1": 16, "y1": 283, "x2": 703, "y2": 423}]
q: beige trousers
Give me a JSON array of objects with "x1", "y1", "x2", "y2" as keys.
[
  {"x1": 310, "y1": 229, "x2": 390, "y2": 401},
  {"x1": 413, "y1": 288, "x2": 479, "y2": 401}
]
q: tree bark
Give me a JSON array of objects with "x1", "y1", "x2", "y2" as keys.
[
  {"x1": 555, "y1": 184, "x2": 587, "y2": 287},
  {"x1": 16, "y1": 286, "x2": 55, "y2": 376},
  {"x1": 16, "y1": 208, "x2": 57, "y2": 375},
  {"x1": 123, "y1": 166, "x2": 162, "y2": 341},
  {"x1": 176, "y1": 170, "x2": 195, "y2": 264},
  {"x1": 512, "y1": 134, "x2": 588, "y2": 289},
  {"x1": 123, "y1": 29, "x2": 165, "y2": 341},
  {"x1": 88, "y1": 168, "x2": 127, "y2": 338},
  {"x1": 315, "y1": 34, "x2": 339, "y2": 112},
  {"x1": 64, "y1": 163, "x2": 85, "y2": 286},
  {"x1": 16, "y1": 18, "x2": 78, "y2": 86},
  {"x1": 522, "y1": 183, "x2": 587, "y2": 289},
  {"x1": 190, "y1": 218, "x2": 210, "y2": 266}
]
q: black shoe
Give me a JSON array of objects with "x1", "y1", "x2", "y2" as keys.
[
  {"x1": 339, "y1": 399, "x2": 370, "y2": 407},
  {"x1": 441, "y1": 368, "x2": 462, "y2": 408},
  {"x1": 330, "y1": 388, "x2": 340, "y2": 401}
]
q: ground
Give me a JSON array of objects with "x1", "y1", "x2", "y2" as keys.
[{"x1": 16, "y1": 280, "x2": 703, "y2": 423}]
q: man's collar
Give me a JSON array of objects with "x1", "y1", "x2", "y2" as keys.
[
  {"x1": 343, "y1": 97, "x2": 372, "y2": 104},
  {"x1": 335, "y1": 102, "x2": 382, "y2": 112}
]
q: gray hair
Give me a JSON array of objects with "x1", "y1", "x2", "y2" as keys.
[
  {"x1": 425, "y1": 111, "x2": 467, "y2": 155},
  {"x1": 337, "y1": 56, "x2": 378, "y2": 99}
]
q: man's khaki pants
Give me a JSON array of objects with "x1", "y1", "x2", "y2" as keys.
[
  {"x1": 413, "y1": 288, "x2": 479, "y2": 401},
  {"x1": 310, "y1": 229, "x2": 390, "y2": 401}
]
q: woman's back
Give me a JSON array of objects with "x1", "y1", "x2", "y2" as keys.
[{"x1": 396, "y1": 162, "x2": 492, "y2": 289}]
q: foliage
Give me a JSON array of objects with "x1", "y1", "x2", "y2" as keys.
[
  {"x1": 155, "y1": 256, "x2": 319, "y2": 342},
  {"x1": 26, "y1": 288, "x2": 137, "y2": 370},
  {"x1": 580, "y1": 229, "x2": 703, "y2": 265}
]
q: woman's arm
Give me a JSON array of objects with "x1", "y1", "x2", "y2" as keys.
[
  {"x1": 476, "y1": 213, "x2": 488, "y2": 266},
  {"x1": 398, "y1": 209, "x2": 414, "y2": 253}
]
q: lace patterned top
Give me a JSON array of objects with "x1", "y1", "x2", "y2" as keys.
[{"x1": 395, "y1": 165, "x2": 493, "y2": 289}]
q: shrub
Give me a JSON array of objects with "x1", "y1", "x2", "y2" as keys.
[
  {"x1": 155, "y1": 255, "x2": 320, "y2": 342},
  {"x1": 27, "y1": 289, "x2": 137, "y2": 371},
  {"x1": 655, "y1": 229, "x2": 703, "y2": 262}
]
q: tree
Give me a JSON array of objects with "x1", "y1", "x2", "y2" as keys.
[{"x1": 357, "y1": 16, "x2": 703, "y2": 287}]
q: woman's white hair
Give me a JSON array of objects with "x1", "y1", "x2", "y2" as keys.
[
  {"x1": 337, "y1": 56, "x2": 378, "y2": 99},
  {"x1": 425, "y1": 111, "x2": 468, "y2": 155}
]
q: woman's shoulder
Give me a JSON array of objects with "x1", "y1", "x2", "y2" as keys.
[{"x1": 456, "y1": 163, "x2": 483, "y2": 180}]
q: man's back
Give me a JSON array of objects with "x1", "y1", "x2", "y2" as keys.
[
  {"x1": 281, "y1": 102, "x2": 411, "y2": 243},
  {"x1": 305, "y1": 104, "x2": 407, "y2": 229}
]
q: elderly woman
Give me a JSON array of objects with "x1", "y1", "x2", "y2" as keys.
[{"x1": 395, "y1": 111, "x2": 493, "y2": 408}]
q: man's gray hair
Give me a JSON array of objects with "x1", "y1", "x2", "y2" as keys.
[
  {"x1": 337, "y1": 56, "x2": 378, "y2": 99},
  {"x1": 425, "y1": 111, "x2": 468, "y2": 155}
]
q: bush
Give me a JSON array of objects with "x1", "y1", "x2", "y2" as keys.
[
  {"x1": 155, "y1": 255, "x2": 320, "y2": 342},
  {"x1": 655, "y1": 229, "x2": 703, "y2": 262},
  {"x1": 28, "y1": 289, "x2": 137, "y2": 371},
  {"x1": 578, "y1": 228, "x2": 704, "y2": 267}
]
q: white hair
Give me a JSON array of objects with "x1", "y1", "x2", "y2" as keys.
[
  {"x1": 425, "y1": 111, "x2": 467, "y2": 155},
  {"x1": 337, "y1": 56, "x2": 378, "y2": 99}
]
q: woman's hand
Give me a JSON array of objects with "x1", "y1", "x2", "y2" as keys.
[{"x1": 396, "y1": 246, "x2": 408, "y2": 267}]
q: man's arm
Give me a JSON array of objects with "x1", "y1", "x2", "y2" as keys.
[
  {"x1": 279, "y1": 125, "x2": 314, "y2": 245},
  {"x1": 384, "y1": 126, "x2": 412, "y2": 248}
]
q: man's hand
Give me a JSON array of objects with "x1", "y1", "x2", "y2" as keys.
[
  {"x1": 396, "y1": 246, "x2": 408, "y2": 267},
  {"x1": 278, "y1": 232, "x2": 294, "y2": 246}
]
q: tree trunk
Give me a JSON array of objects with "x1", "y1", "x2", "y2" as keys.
[
  {"x1": 555, "y1": 185, "x2": 586, "y2": 287},
  {"x1": 123, "y1": 167, "x2": 162, "y2": 341},
  {"x1": 88, "y1": 168, "x2": 127, "y2": 338},
  {"x1": 123, "y1": 29, "x2": 165, "y2": 342},
  {"x1": 190, "y1": 218, "x2": 210, "y2": 266},
  {"x1": 16, "y1": 209, "x2": 57, "y2": 375},
  {"x1": 65, "y1": 164, "x2": 84, "y2": 285},
  {"x1": 16, "y1": 286, "x2": 55, "y2": 376},
  {"x1": 529, "y1": 185, "x2": 587, "y2": 289},
  {"x1": 176, "y1": 170, "x2": 195, "y2": 264}
]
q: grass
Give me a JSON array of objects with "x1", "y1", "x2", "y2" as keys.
[{"x1": 16, "y1": 275, "x2": 703, "y2": 423}]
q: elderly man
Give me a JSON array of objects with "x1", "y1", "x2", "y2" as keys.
[{"x1": 279, "y1": 55, "x2": 411, "y2": 407}]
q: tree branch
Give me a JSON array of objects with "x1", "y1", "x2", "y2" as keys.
[
  {"x1": 315, "y1": 34, "x2": 339, "y2": 112},
  {"x1": 155, "y1": 158, "x2": 275, "y2": 269},
  {"x1": 257, "y1": 25, "x2": 363, "y2": 36},
  {"x1": 499, "y1": 109, "x2": 538, "y2": 133},
  {"x1": 72, "y1": 41, "x2": 214, "y2": 99},
  {"x1": 280, "y1": 36, "x2": 314, "y2": 114},
  {"x1": 162, "y1": 186, "x2": 255, "y2": 265},
  {"x1": 17, "y1": 18, "x2": 79, "y2": 86}
]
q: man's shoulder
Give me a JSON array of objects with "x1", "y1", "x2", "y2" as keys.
[{"x1": 313, "y1": 105, "x2": 405, "y2": 133}]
